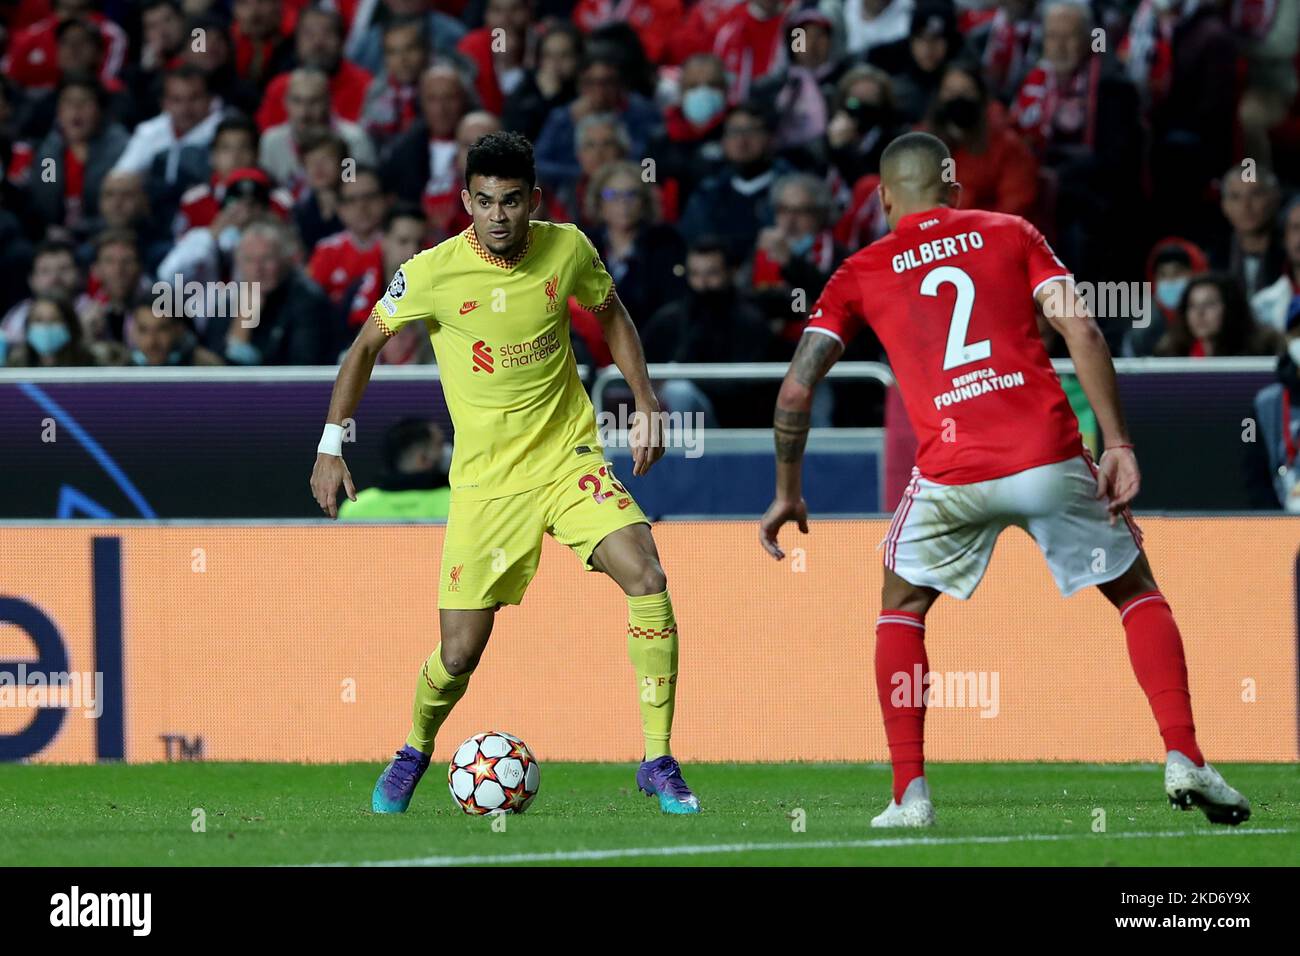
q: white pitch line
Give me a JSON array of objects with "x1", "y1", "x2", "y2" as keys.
[{"x1": 310, "y1": 827, "x2": 1295, "y2": 867}]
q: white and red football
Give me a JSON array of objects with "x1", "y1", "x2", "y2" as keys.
[{"x1": 448, "y1": 732, "x2": 541, "y2": 815}]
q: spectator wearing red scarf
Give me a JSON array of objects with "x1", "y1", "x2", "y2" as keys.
[
  {"x1": 360, "y1": 16, "x2": 429, "y2": 148},
  {"x1": 970, "y1": 0, "x2": 1040, "y2": 102},
  {"x1": 1011, "y1": 1, "x2": 1142, "y2": 283}
]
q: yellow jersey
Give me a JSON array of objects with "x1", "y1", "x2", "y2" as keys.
[{"x1": 372, "y1": 221, "x2": 615, "y2": 501}]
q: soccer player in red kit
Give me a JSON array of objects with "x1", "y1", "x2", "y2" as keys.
[{"x1": 760, "y1": 132, "x2": 1250, "y2": 828}]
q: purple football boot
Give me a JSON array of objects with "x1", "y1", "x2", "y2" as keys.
[
  {"x1": 636, "y1": 755, "x2": 701, "y2": 814},
  {"x1": 372, "y1": 744, "x2": 431, "y2": 813}
]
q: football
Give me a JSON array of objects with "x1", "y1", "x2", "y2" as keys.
[{"x1": 448, "y1": 732, "x2": 541, "y2": 815}]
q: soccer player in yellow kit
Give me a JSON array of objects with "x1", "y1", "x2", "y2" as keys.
[{"x1": 309, "y1": 132, "x2": 699, "y2": 814}]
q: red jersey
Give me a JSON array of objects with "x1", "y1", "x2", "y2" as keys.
[
  {"x1": 808, "y1": 206, "x2": 1081, "y2": 484},
  {"x1": 308, "y1": 230, "x2": 383, "y2": 305},
  {"x1": 2, "y1": 13, "x2": 128, "y2": 89},
  {"x1": 255, "y1": 59, "x2": 372, "y2": 130}
]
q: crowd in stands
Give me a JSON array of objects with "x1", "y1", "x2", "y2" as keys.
[{"x1": 0, "y1": 0, "x2": 1297, "y2": 448}]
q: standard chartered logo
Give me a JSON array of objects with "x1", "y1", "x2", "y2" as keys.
[{"x1": 473, "y1": 331, "x2": 563, "y2": 373}]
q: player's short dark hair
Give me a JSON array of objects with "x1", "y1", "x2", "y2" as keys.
[
  {"x1": 382, "y1": 417, "x2": 443, "y2": 474},
  {"x1": 213, "y1": 114, "x2": 258, "y2": 151},
  {"x1": 464, "y1": 130, "x2": 536, "y2": 191},
  {"x1": 687, "y1": 235, "x2": 731, "y2": 267},
  {"x1": 880, "y1": 130, "x2": 951, "y2": 173},
  {"x1": 385, "y1": 201, "x2": 426, "y2": 231}
]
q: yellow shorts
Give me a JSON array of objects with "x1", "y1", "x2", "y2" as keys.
[{"x1": 438, "y1": 460, "x2": 649, "y2": 610}]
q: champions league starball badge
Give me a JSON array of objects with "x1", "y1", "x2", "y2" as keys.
[{"x1": 387, "y1": 269, "x2": 407, "y2": 300}]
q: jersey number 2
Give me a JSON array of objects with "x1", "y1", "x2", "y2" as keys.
[{"x1": 921, "y1": 266, "x2": 989, "y2": 371}]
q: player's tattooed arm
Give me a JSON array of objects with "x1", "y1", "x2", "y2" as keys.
[
  {"x1": 772, "y1": 331, "x2": 842, "y2": 479},
  {"x1": 774, "y1": 407, "x2": 810, "y2": 463},
  {"x1": 788, "y1": 329, "x2": 843, "y2": 390}
]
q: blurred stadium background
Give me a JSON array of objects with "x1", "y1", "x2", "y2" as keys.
[{"x1": 0, "y1": 0, "x2": 1297, "y2": 766}]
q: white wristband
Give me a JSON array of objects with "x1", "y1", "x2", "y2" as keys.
[{"x1": 317, "y1": 423, "x2": 344, "y2": 457}]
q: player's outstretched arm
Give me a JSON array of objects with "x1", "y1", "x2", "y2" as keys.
[
  {"x1": 1036, "y1": 279, "x2": 1140, "y2": 521},
  {"x1": 309, "y1": 316, "x2": 388, "y2": 519},
  {"x1": 592, "y1": 291, "x2": 664, "y2": 477},
  {"x1": 760, "y1": 331, "x2": 843, "y2": 559}
]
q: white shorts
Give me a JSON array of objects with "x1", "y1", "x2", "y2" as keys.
[{"x1": 882, "y1": 454, "x2": 1143, "y2": 600}]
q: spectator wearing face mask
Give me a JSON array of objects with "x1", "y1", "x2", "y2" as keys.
[
  {"x1": 652, "y1": 54, "x2": 730, "y2": 208},
  {"x1": 823, "y1": 65, "x2": 903, "y2": 214},
  {"x1": 1252, "y1": 197, "x2": 1300, "y2": 337},
  {"x1": 1123, "y1": 237, "x2": 1209, "y2": 357},
  {"x1": 338, "y1": 418, "x2": 452, "y2": 521},
  {"x1": 0, "y1": 239, "x2": 93, "y2": 350},
  {"x1": 922, "y1": 60, "x2": 1038, "y2": 219},
  {"x1": 128, "y1": 299, "x2": 224, "y2": 366},
  {"x1": 5, "y1": 295, "x2": 115, "y2": 367},
  {"x1": 1155, "y1": 273, "x2": 1281, "y2": 359}
]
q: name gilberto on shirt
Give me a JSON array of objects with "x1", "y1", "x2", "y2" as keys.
[{"x1": 892, "y1": 230, "x2": 984, "y2": 273}]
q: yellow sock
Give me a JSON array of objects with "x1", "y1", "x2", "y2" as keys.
[
  {"x1": 405, "y1": 644, "x2": 471, "y2": 754},
  {"x1": 627, "y1": 590, "x2": 678, "y2": 760}
]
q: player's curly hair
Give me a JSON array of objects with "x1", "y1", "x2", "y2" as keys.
[{"x1": 464, "y1": 131, "x2": 536, "y2": 191}]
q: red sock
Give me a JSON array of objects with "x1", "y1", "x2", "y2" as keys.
[
  {"x1": 875, "y1": 610, "x2": 928, "y2": 802},
  {"x1": 1120, "y1": 592, "x2": 1204, "y2": 766}
]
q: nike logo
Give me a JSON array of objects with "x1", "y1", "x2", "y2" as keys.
[{"x1": 460, "y1": 300, "x2": 480, "y2": 315}]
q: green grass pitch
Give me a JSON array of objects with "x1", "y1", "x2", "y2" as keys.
[{"x1": 1, "y1": 762, "x2": 1295, "y2": 867}]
